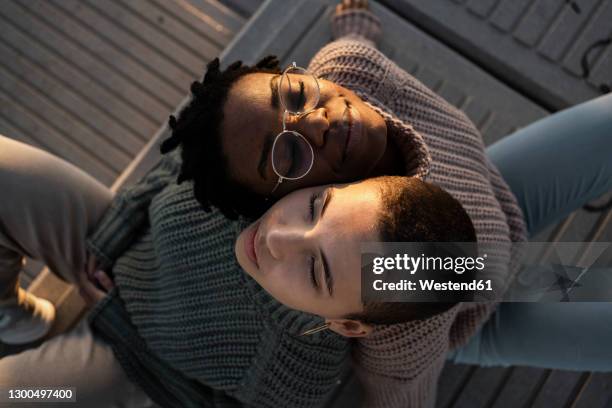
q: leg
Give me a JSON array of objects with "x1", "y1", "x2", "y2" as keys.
[
  {"x1": 0, "y1": 316, "x2": 158, "y2": 407},
  {"x1": 0, "y1": 134, "x2": 113, "y2": 298},
  {"x1": 450, "y1": 95, "x2": 612, "y2": 369},
  {"x1": 486, "y1": 94, "x2": 612, "y2": 237},
  {"x1": 449, "y1": 302, "x2": 612, "y2": 371}
]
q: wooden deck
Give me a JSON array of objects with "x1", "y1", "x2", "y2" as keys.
[
  {"x1": 0, "y1": 0, "x2": 245, "y2": 286},
  {"x1": 1, "y1": 0, "x2": 610, "y2": 407}
]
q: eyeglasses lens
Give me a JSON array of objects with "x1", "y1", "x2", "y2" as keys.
[
  {"x1": 271, "y1": 131, "x2": 314, "y2": 179},
  {"x1": 278, "y1": 67, "x2": 320, "y2": 114}
]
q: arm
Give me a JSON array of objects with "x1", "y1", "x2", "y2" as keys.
[
  {"x1": 307, "y1": 2, "x2": 392, "y2": 104},
  {"x1": 353, "y1": 307, "x2": 460, "y2": 408},
  {"x1": 85, "y1": 149, "x2": 182, "y2": 271},
  {"x1": 332, "y1": 0, "x2": 381, "y2": 47}
]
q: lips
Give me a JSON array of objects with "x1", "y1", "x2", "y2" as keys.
[
  {"x1": 340, "y1": 103, "x2": 363, "y2": 168},
  {"x1": 244, "y1": 221, "x2": 259, "y2": 268},
  {"x1": 340, "y1": 105, "x2": 354, "y2": 164}
]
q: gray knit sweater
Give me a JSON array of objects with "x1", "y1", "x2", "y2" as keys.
[
  {"x1": 87, "y1": 7, "x2": 527, "y2": 408},
  {"x1": 87, "y1": 148, "x2": 350, "y2": 408}
]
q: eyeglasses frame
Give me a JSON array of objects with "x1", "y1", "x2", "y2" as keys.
[{"x1": 270, "y1": 62, "x2": 321, "y2": 194}]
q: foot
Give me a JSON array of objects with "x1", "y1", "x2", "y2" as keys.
[{"x1": 0, "y1": 288, "x2": 55, "y2": 345}]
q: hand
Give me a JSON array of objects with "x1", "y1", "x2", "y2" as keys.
[
  {"x1": 336, "y1": 0, "x2": 369, "y2": 13},
  {"x1": 78, "y1": 268, "x2": 115, "y2": 306},
  {"x1": 79, "y1": 252, "x2": 115, "y2": 306},
  {"x1": 85, "y1": 251, "x2": 99, "y2": 282},
  {"x1": 85, "y1": 251, "x2": 115, "y2": 290}
]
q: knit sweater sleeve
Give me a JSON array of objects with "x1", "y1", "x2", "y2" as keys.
[
  {"x1": 309, "y1": 8, "x2": 422, "y2": 115},
  {"x1": 353, "y1": 307, "x2": 460, "y2": 408},
  {"x1": 331, "y1": 7, "x2": 381, "y2": 47},
  {"x1": 85, "y1": 150, "x2": 181, "y2": 270}
]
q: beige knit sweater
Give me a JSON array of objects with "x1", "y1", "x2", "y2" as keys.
[{"x1": 308, "y1": 8, "x2": 528, "y2": 408}]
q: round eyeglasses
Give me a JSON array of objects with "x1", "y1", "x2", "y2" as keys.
[{"x1": 270, "y1": 62, "x2": 320, "y2": 194}]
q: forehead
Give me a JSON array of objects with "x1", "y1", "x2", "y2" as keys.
[
  {"x1": 220, "y1": 74, "x2": 278, "y2": 182},
  {"x1": 319, "y1": 182, "x2": 381, "y2": 311},
  {"x1": 321, "y1": 182, "x2": 382, "y2": 262}
]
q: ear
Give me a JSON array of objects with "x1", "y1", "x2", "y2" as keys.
[{"x1": 326, "y1": 318, "x2": 373, "y2": 338}]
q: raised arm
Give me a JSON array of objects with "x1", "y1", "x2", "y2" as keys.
[{"x1": 332, "y1": 0, "x2": 381, "y2": 47}]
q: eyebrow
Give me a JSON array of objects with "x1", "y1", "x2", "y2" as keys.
[
  {"x1": 320, "y1": 188, "x2": 335, "y2": 296},
  {"x1": 270, "y1": 75, "x2": 280, "y2": 108},
  {"x1": 257, "y1": 132, "x2": 274, "y2": 180},
  {"x1": 257, "y1": 75, "x2": 282, "y2": 181}
]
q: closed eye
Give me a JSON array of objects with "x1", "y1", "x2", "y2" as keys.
[
  {"x1": 309, "y1": 191, "x2": 320, "y2": 221},
  {"x1": 309, "y1": 256, "x2": 317, "y2": 289}
]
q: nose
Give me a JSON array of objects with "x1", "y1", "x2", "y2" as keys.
[
  {"x1": 265, "y1": 224, "x2": 311, "y2": 260},
  {"x1": 291, "y1": 108, "x2": 328, "y2": 148}
]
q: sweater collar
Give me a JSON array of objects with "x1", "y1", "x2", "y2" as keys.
[{"x1": 358, "y1": 92, "x2": 431, "y2": 180}]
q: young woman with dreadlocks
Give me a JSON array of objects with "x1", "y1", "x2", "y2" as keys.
[{"x1": 1, "y1": 0, "x2": 611, "y2": 407}]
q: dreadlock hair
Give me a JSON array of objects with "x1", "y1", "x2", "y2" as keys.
[
  {"x1": 346, "y1": 176, "x2": 478, "y2": 325},
  {"x1": 160, "y1": 56, "x2": 282, "y2": 220}
]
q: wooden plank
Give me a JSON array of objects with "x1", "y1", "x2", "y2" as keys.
[
  {"x1": 115, "y1": 0, "x2": 222, "y2": 60},
  {"x1": 0, "y1": 114, "x2": 38, "y2": 148},
  {"x1": 15, "y1": 0, "x2": 181, "y2": 112},
  {"x1": 0, "y1": 11, "x2": 144, "y2": 156},
  {"x1": 512, "y1": 0, "x2": 565, "y2": 48},
  {"x1": 217, "y1": 0, "x2": 264, "y2": 19},
  {"x1": 81, "y1": 0, "x2": 205, "y2": 77},
  {"x1": 572, "y1": 373, "x2": 612, "y2": 408},
  {"x1": 0, "y1": 2, "x2": 158, "y2": 144},
  {"x1": 0, "y1": 74, "x2": 116, "y2": 185},
  {"x1": 48, "y1": 0, "x2": 195, "y2": 91},
  {"x1": 561, "y1": 193, "x2": 612, "y2": 243},
  {"x1": 538, "y1": 0, "x2": 601, "y2": 62},
  {"x1": 151, "y1": 0, "x2": 240, "y2": 47},
  {"x1": 220, "y1": 0, "x2": 329, "y2": 65},
  {"x1": 562, "y1": 0, "x2": 612, "y2": 79},
  {"x1": 531, "y1": 371, "x2": 591, "y2": 408},
  {"x1": 4, "y1": 0, "x2": 166, "y2": 137},
  {"x1": 0, "y1": 48, "x2": 131, "y2": 171},
  {"x1": 436, "y1": 363, "x2": 477, "y2": 408},
  {"x1": 490, "y1": 367, "x2": 551, "y2": 408},
  {"x1": 452, "y1": 367, "x2": 510, "y2": 408},
  {"x1": 283, "y1": 5, "x2": 335, "y2": 65}
]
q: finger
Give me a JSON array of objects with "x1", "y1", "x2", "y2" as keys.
[
  {"x1": 86, "y1": 252, "x2": 97, "y2": 280},
  {"x1": 77, "y1": 265, "x2": 105, "y2": 305},
  {"x1": 94, "y1": 270, "x2": 115, "y2": 292},
  {"x1": 80, "y1": 278, "x2": 105, "y2": 305}
]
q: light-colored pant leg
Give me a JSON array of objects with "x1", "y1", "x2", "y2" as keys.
[
  {"x1": 0, "y1": 134, "x2": 112, "y2": 299},
  {"x1": 0, "y1": 316, "x2": 159, "y2": 408},
  {"x1": 486, "y1": 93, "x2": 612, "y2": 237},
  {"x1": 0, "y1": 135, "x2": 157, "y2": 406}
]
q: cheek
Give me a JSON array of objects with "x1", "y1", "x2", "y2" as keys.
[{"x1": 257, "y1": 266, "x2": 310, "y2": 310}]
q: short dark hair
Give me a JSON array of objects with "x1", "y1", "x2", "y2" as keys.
[
  {"x1": 160, "y1": 56, "x2": 282, "y2": 220},
  {"x1": 347, "y1": 176, "x2": 477, "y2": 325}
]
